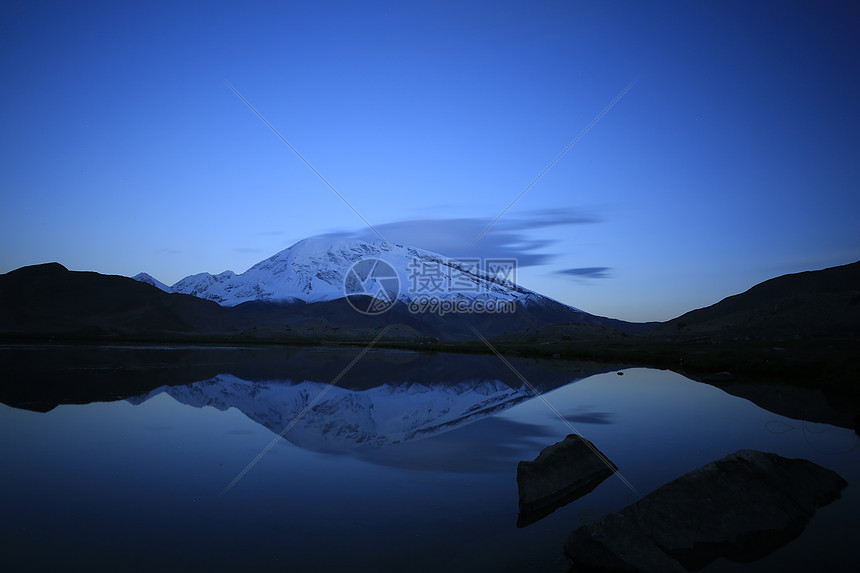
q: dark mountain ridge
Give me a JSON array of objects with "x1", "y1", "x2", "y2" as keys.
[
  {"x1": 0, "y1": 262, "x2": 645, "y2": 342},
  {"x1": 646, "y1": 260, "x2": 860, "y2": 341},
  {"x1": 3, "y1": 259, "x2": 858, "y2": 346},
  {"x1": 0, "y1": 263, "x2": 239, "y2": 337}
]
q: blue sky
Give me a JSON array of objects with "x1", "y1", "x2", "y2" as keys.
[{"x1": 2, "y1": 1, "x2": 858, "y2": 322}]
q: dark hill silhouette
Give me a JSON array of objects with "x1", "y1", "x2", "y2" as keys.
[
  {"x1": 647, "y1": 260, "x2": 860, "y2": 341},
  {"x1": 232, "y1": 295, "x2": 649, "y2": 341},
  {"x1": 3, "y1": 260, "x2": 858, "y2": 345},
  {"x1": 0, "y1": 262, "x2": 239, "y2": 337},
  {"x1": 0, "y1": 263, "x2": 647, "y2": 342}
]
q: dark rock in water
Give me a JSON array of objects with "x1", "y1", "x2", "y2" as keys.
[
  {"x1": 567, "y1": 512, "x2": 688, "y2": 573},
  {"x1": 517, "y1": 434, "x2": 617, "y2": 527},
  {"x1": 564, "y1": 449, "x2": 847, "y2": 572}
]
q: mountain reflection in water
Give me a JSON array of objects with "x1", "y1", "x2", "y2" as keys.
[{"x1": 1, "y1": 345, "x2": 856, "y2": 572}]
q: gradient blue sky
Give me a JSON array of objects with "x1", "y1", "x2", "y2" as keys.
[{"x1": 2, "y1": 1, "x2": 858, "y2": 321}]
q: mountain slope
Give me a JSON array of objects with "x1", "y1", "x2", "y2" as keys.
[
  {"x1": 131, "y1": 272, "x2": 170, "y2": 292},
  {"x1": 144, "y1": 237, "x2": 575, "y2": 310},
  {"x1": 647, "y1": 260, "x2": 860, "y2": 340},
  {"x1": 0, "y1": 263, "x2": 240, "y2": 337},
  {"x1": 0, "y1": 261, "x2": 630, "y2": 342},
  {"x1": 132, "y1": 237, "x2": 652, "y2": 337},
  {"x1": 233, "y1": 296, "x2": 643, "y2": 340}
]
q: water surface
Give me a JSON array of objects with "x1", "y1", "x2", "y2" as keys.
[{"x1": 1, "y1": 346, "x2": 856, "y2": 571}]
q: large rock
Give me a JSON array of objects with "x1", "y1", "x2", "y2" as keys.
[
  {"x1": 517, "y1": 434, "x2": 617, "y2": 527},
  {"x1": 564, "y1": 450, "x2": 847, "y2": 571}
]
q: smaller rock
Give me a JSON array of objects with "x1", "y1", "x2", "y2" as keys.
[{"x1": 517, "y1": 434, "x2": 617, "y2": 527}]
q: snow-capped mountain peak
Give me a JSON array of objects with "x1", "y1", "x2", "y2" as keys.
[
  {"x1": 131, "y1": 272, "x2": 170, "y2": 292},
  {"x1": 132, "y1": 237, "x2": 580, "y2": 312}
]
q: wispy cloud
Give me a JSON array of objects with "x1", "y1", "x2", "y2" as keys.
[
  {"x1": 319, "y1": 207, "x2": 602, "y2": 268},
  {"x1": 557, "y1": 267, "x2": 613, "y2": 279}
]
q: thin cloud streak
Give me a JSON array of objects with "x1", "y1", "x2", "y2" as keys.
[
  {"x1": 320, "y1": 208, "x2": 603, "y2": 268},
  {"x1": 557, "y1": 267, "x2": 613, "y2": 279}
]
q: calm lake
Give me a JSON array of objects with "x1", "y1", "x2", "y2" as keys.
[{"x1": 1, "y1": 345, "x2": 857, "y2": 572}]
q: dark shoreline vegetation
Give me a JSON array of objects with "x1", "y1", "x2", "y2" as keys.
[{"x1": 2, "y1": 329, "x2": 857, "y2": 385}]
